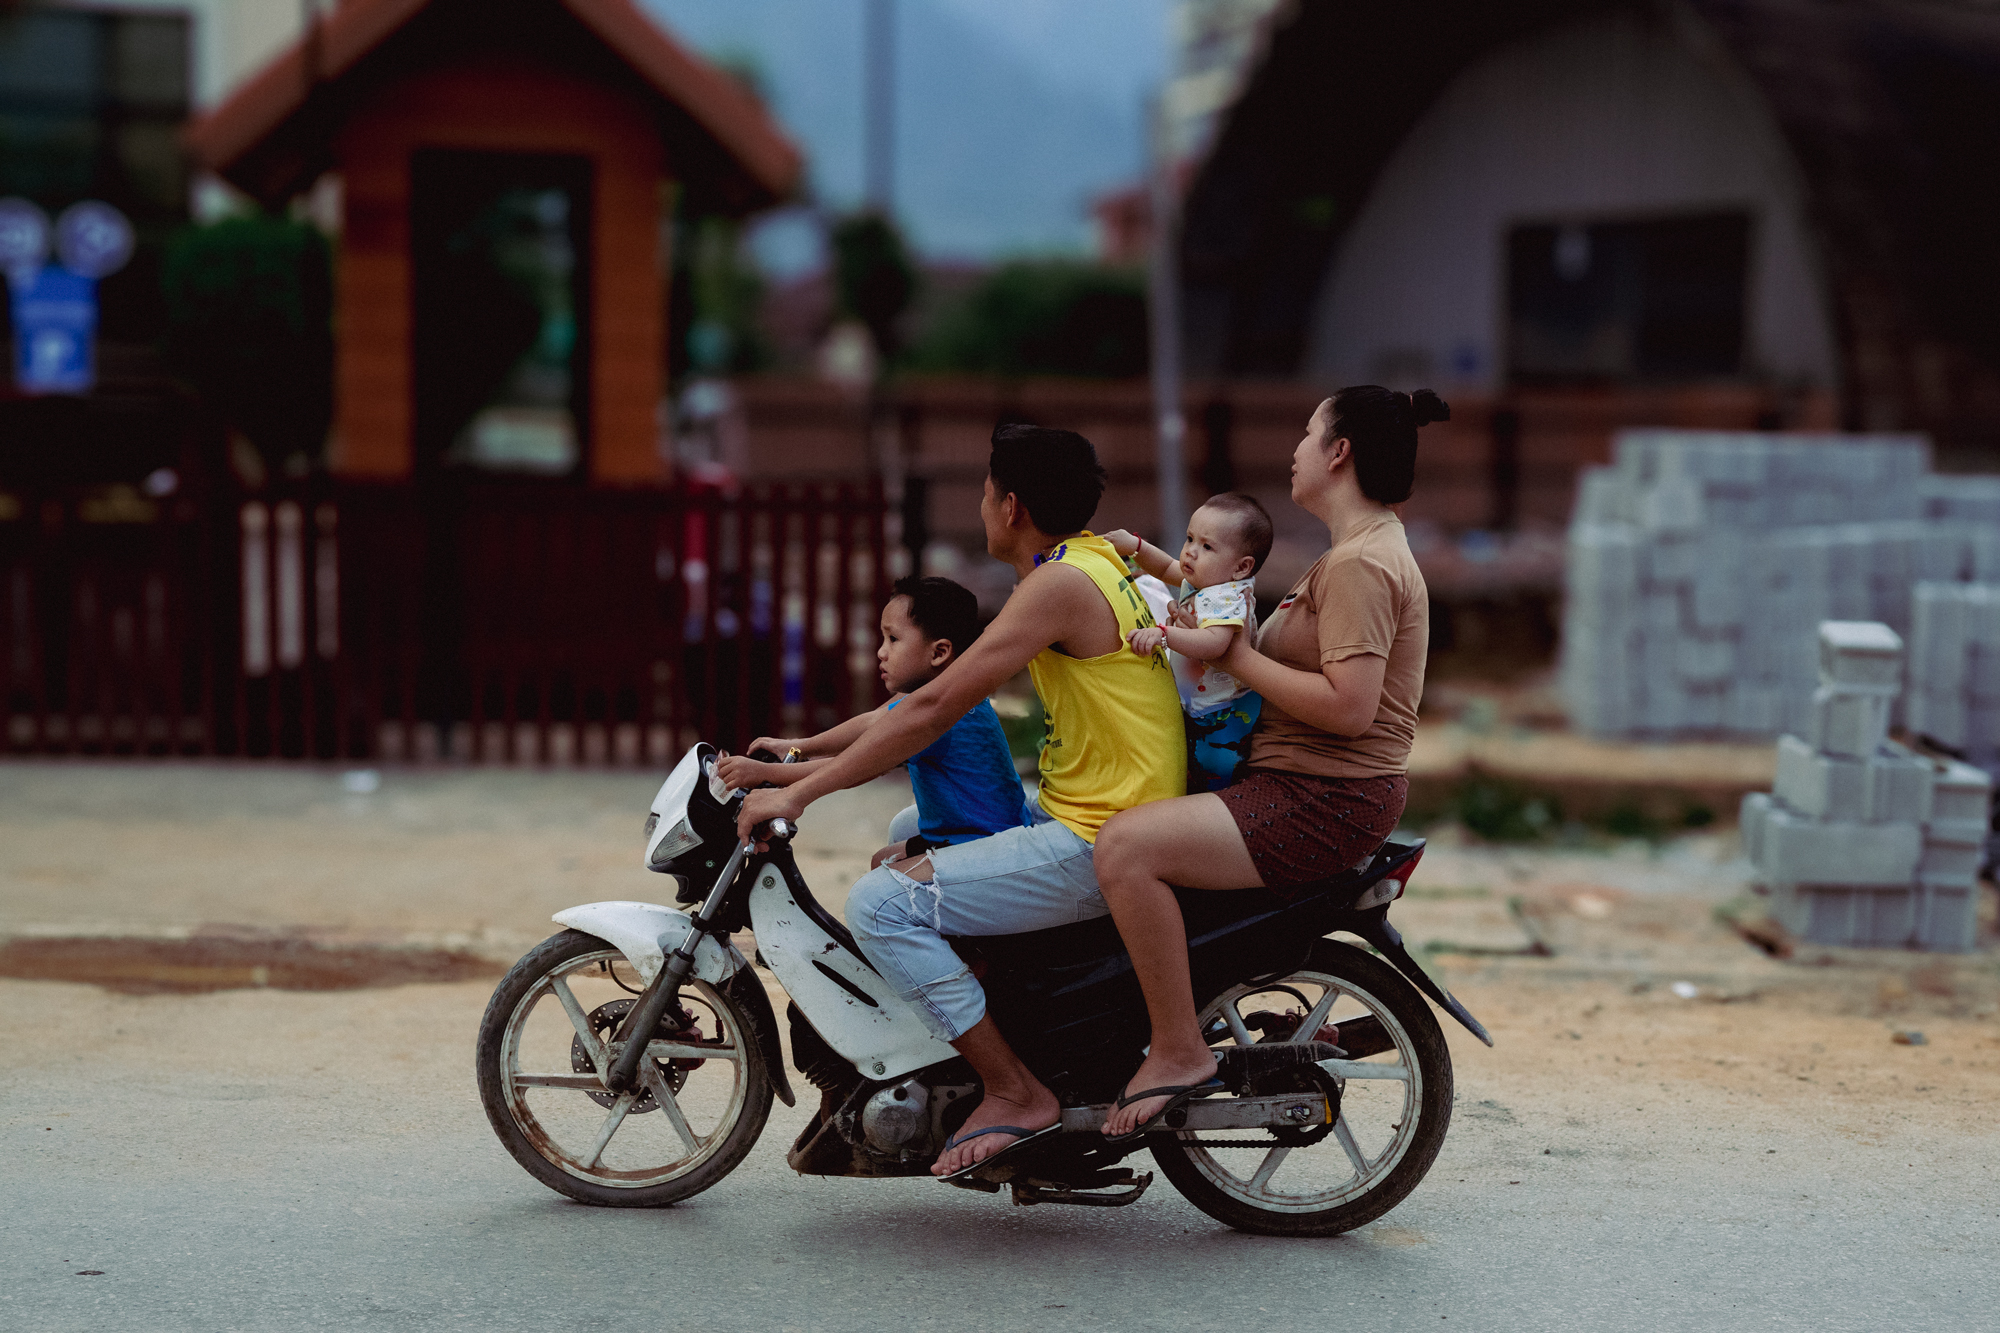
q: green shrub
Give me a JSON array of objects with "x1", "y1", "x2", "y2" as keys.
[{"x1": 162, "y1": 216, "x2": 332, "y2": 466}]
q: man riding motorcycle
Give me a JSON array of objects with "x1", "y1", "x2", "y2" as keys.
[{"x1": 738, "y1": 422, "x2": 1185, "y2": 1176}]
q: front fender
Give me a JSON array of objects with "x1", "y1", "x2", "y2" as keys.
[{"x1": 551, "y1": 901, "x2": 744, "y2": 987}]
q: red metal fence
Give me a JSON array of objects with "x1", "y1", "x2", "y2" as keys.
[{"x1": 1, "y1": 478, "x2": 890, "y2": 763}]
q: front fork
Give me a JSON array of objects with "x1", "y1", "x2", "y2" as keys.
[{"x1": 603, "y1": 819, "x2": 794, "y2": 1093}]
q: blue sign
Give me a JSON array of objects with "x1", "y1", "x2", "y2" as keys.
[{"x1": 10, "y1": 265, "x2": 97, "y2": 394}]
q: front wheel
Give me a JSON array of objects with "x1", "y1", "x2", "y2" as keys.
[
  {"x1": 476, "y1": 929, "x2": 774, "y2": 1207},
  {"x1": 1151, "y1": 938, "x2": 1454, "y2": 1236}
]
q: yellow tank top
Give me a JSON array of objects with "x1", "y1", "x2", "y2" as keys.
[{"x1": 1028, "y1": 533, "x2": 1187, "y2": 842}]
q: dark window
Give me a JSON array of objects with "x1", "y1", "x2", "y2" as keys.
[
  {"x1": 411, "y1": 150, "x2": 594, "y2": 478},
  {"x1": 0, "y1": 8, "x2": 190, "y2": 219},
  {"x1": 1506, "y1": 212, "x2": 1750, "y2": 383}
]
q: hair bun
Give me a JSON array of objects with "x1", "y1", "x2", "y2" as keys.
[{"x1": 1409, "y1": 389, "x2": 1450, "y2": 426}]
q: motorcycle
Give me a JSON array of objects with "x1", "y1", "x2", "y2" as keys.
[{"x1": 475, "y1": 744, "x2": 1492, "y2": 1235}]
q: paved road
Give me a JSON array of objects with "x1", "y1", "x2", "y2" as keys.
[
  {"x1": 4, "y1": 762, "x2": 1994, "y2": 1330},
  {"x1": 4, "y1": 975, "x2": 1992, "y2": 1333}
]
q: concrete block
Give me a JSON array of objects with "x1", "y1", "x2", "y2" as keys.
[
  {"x1": 1804, "y1": 686, "x2": 1892, "y2": 758},
  {"x1": 1774, "y1": 734, "x2": 1867, "y2": 820},
  {"x1": 1770, "y1": 881, "x2": 1915, "y2": 949},
  {"x1": 1690, "y1": 567, "x2": 1745, "y2": 631},
  {"x1": 1674, "y1": 633, "x2": 1737, "y2": 685},
  {"x1": 1817, "y1": 620, "x2": 1903, "y2": 691},
  {"x1": 1912, "y1": 881, "x2": 1979, "y2": 952},
  {"x1": 1756, "y1": 807, "x2": 1921, "y2": 886},
  {"x1": 1917, "y1": 837, "x2": 1984, "y2": 883},
  {"x1": 1645, "y1": 531, "x2": 1703, "y2": 585},
  {"x1": 1869, "y1": 743, "x2": 1935, "y2": 824},
  {"x1": 1910, "y1": 690, "x2": 1968, "y2": 748},
  {"x1": 1970, "y1": 702, "x2": 2000, "y2": 751},
  {"x1": 1725, "y1": 685, "x2": 1783, "y2": 735},
  {"x1": 1739, "y1": 791, "x2": 1773, "y2": 864},
  {"x1": 1929, "y1": 758, "x2": 1993, "y2": 822}
]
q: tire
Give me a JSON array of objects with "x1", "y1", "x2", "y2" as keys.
[
  {"x1": 476, "y1": 929, "x2": 774, "y2": 1207},
  {"x1": 1151, "y1": 938, "x2": 1454, "y2": 1236}
]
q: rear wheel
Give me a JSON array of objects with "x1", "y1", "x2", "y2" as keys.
[
  {"x1": 1151, "y1": 938, "x2": 1453, "y2": 1236},
  {"x1": 475, "y1": 930, "x2": 773, "y2": 1207}
]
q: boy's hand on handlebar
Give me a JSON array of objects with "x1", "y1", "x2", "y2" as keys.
[
  {"x1": 1127, "y1": 626, "x2": 1166, "y2": 657},
  {"x1": 714, "y1": 753, "x2": 770, "y2": 789},
  {"x1": 748, "y1": 736, "x2": 799, "y2": 759},
  {"x1": 737, "y1": 786, "x2": 805, "y2": 848}
]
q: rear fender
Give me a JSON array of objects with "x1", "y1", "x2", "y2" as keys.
[
  {"x1": 551, "y1": 901, "x2": 743, "y2": 987},
  {"x1": 1344, "y1": 906, "x2": 1494, "y2": 1047}
]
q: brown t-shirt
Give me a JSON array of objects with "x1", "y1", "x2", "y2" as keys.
[{"x1": 1247, "y1": 511, "x2": 1428, "y2": 778}]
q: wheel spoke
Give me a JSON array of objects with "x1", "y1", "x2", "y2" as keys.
[
  {"x1": 1319, "y1": 1058, "x2": 1410, "y2": 1081},
  {"x1": 581, "y1": 1090, "x2": 638, "y2": 1168},
  {"x1": 1247, "y1": 1144, "x2": 1291, "y2": 1193},
  {"x1": 1332, "y1": 1113, "x2": 1370, "y2": 1176},
  {"x1": 549, "y1": 976, "x2": 606, "y2": 1077},
  {"x1": 643, "y1": 1062, "x2": 704, "y2": 1158},
  {"x1": 512, "y1": 1073, "x2": 608, "y2": 1090},
  {"x1": 1291, "y1": 985, "x2": 1341, "y2": 1042},
  {"x1": 1221, "y1": 999, "x2": 1256, "y2": 1047}
]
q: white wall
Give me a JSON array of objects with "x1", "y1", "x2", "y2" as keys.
[{"x1": 1302, "y1": 6, "x2": 1838, "y2": 393}]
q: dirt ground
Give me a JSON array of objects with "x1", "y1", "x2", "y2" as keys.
[{"x1": 2, "y1": 758, "x2": 1997, "y2": 1132}]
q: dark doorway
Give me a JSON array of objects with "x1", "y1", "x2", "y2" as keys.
[
  {"x1": 1506, "y1": 212, "x2": 1750, "y2": 383},
  {"x1": 411, "y1": 149, "x2": 593, "y2": 477}
]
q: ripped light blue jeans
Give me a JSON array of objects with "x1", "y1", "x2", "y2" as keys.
[{"x1": 845, "y1": 801, "x2": 1105, "y2": 1041}]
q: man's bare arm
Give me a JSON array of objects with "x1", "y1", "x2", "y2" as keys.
[
  {"x1": 736, "y1": 563, "x2": 1103, "y2": 839},
  {"x1": 792, "y1": 701, "x2": 889, "y2": 758}
]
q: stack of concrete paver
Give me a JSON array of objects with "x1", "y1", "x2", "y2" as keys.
[
  {"x1": 1562, "y1": 431, "x2": 2000, "y2": 738},
  {"x1": 1906, "y1": 582, "x2": 2000, "y2": 765},
  {"x1": 1740, "y1": 622, "x2": 1993, "y2": 951}
]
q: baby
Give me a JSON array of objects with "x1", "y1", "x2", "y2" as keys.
[
  {"x1": 715, "y1": 575, "x2": 1032, "y2": 868},
  {"x1": 1105, "y1": 492, "x2": 1274, "y2": 791}
]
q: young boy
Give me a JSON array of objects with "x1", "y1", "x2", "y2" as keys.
[
  {"x1": 715, "y1": 575, "x2": 1033, "y2": 868},
  {"x1": 1104, "y1": 493, "x2": 1274, "y2": 791}
]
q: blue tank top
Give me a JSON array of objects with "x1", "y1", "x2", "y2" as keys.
[{"x1": 886, "y1": 697, "x2": 1034, "y2": 846}]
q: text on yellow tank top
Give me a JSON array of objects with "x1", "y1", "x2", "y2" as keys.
[{"x1": 1027, "y1": 533, "x2": 1187, "y2": 842}]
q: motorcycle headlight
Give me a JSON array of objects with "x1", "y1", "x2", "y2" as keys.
[{"x1": 648, "y1": 814, "x2": 702, "y2": 868}]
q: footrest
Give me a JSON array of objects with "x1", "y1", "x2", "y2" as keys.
[{"x1": 1011, "y1": 1170, "x2": 1153, "y2": 1208}]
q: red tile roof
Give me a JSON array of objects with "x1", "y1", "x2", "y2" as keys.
[{"x1": 186, "y1": 0, "x2": 799, "y2": 206}]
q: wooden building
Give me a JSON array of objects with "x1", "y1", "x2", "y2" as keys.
[{"x1": 186, "y1": 0, "x2": 799, "y2": 485}]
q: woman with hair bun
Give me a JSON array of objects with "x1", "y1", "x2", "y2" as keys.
[{"x1": 1094, "y1": 385, "x2": 1449, "y2": 1139}]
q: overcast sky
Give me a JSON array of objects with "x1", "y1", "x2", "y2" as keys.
[{"x1": 644, "y1": 0, "x2": 1172, "y2": 266}]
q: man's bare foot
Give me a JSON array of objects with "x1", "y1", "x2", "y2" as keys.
[
  {"x1": 930, "y1": 1083, "x2": 1060, "y2": 1176},
  {"x1": 1101, "y1": 1047, "x2": 1220, "y2": 1138}
]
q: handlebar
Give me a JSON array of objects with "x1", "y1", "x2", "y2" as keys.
[{"x1": 763, "y1": 818, "x2": 795, "y2": 843}]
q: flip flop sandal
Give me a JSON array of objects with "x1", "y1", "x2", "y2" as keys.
[
  {"x1": 936, "y1": 1123, "x2": 1062, "y2": 1182},
  {"x1": 1103, "y1": 1076, "x2": 1225, "y2": 1147}
]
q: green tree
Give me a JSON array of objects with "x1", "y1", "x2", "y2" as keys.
[
  {"x1": 912, "y1": 259, "x2": 1147, "y2": 378},
  {"x1": 830, "y1": 210, "x2": 916, "y2": 363}
]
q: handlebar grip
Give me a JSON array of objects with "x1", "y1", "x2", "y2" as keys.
[{"x1": 764, "y1": 818, "x2": 795, "y2": 843}]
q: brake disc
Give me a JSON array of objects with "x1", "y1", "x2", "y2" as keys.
[{"x1": 572, "y1": 998, "x2": 694, "y2": 1112}]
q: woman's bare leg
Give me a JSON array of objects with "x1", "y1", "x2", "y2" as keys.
[{"x1": 1091, "y1": 793, "x2": 1262, "y2": 1137}]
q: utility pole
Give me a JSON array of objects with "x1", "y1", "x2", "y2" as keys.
[
  {"x1": 864, "y1": 0, "x2": 896, "y2": 213},
  {"x1": 1146, "y1": 94, "x2": 1186, "y2": 549}
]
